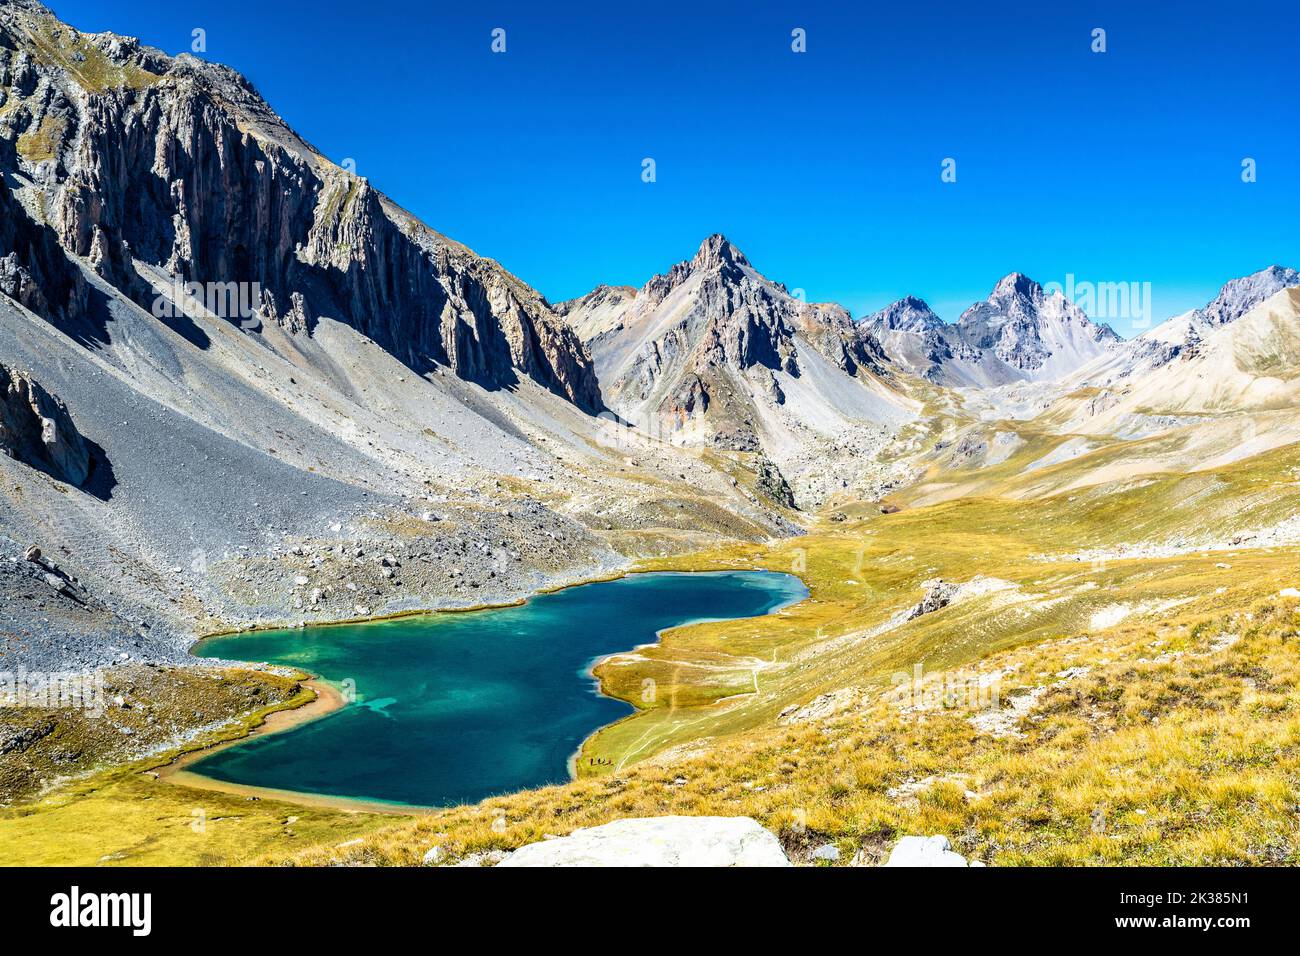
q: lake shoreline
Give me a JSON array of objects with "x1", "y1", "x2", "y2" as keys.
[
  {"x1": 155, "y1": 677, "x2": 427, "y2": 815},
  {"x1": 168, "y1": 567, "x2": 809, "y2": 812}
]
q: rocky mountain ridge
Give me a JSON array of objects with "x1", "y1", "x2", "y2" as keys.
[
  {"x1": 557, "y1": 234, "x2": 914, "y2": 505},
  {"x1": 861, "y1": 274, "x2": 1122, "y2": 387},
  {"x1": 0, "y1": 0, "x2": 600, "y2": 410},
  {"x1": 1060, "y1": 265, "x2": 1300, "y2": 391}
]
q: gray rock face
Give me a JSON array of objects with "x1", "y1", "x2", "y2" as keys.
[
  {"x1": 560, "y1": 234, "x2": 896, "y2": 454},
  {"x1": 0, "y1": 1, "x2": 600, "y2": 412},
  {"x1": 497, "y1": 816, "x2": 793, "y2": 867},
  {"x1": 0, "y1": 363, "x2": 89, "y2": 485},
  {"x1": 866, "y1": 295, "x2": 944, "y2": 334},
  {"x1": 863, "y1": 275, "x2": 1121, "y2": 387},
  {"x1": 1199, "y1": 265, "x2": 1300, "y2": 327}
]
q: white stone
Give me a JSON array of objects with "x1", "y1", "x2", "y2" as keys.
[
  {"x1": 497, "y1": 816, "x2": 791, "y2": 867},
  {"x1": 883, "y1": 835, "x2": 976, "y2": 867},
  {"x1": 422, "y1": 846, "x2": 444, "y2": 865}
]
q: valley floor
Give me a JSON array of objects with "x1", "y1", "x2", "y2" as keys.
[{"x1": 3, "y1": 444, "x2": 1300, "y2": 865}]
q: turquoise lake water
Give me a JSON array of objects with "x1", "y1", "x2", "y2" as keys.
[{"x1": 190, "y1": 570, "x2": 807, "y2": 807}]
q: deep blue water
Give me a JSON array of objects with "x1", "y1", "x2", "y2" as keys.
[{"x1": 190, "y1": 571, "x2": 807, "y2": 807}]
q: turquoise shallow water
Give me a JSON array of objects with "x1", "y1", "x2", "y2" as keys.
[{"x1": 190, "y1": 570, "x2": 807, "y2": 807}]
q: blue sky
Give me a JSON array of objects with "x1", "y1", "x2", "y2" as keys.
[{"x1": 51, "y1": 0, "x2": 1299, "y2": 335}]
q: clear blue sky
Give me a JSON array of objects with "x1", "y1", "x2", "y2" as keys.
[{"x1": 50, "y1": 0, "x2": 1299, "y2": 335}]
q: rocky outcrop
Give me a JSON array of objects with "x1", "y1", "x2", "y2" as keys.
[
  {"x1": 755, "y1": 455, "x2": 795, "y2": 508},
  {"x1": 0, "y1": 719, "x2": 55, "y2": 756},
  {"x1": 496, "y1": 816, "x2": 792, "y2": 867},
  {"x1": 0, "y1": 1, "x2": 601, "y2": 411},
  {"x1": 0, "y1": 363, "x2": 89, "y2": 485},
  {"x1": 904, "y1": 578, "x2": 960, "y2": 621}
]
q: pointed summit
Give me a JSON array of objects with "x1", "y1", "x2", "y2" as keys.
[
  {"x1": 691, "y1": 233, "x2": 750, "y2": 272},
  {"x1": 862, "y1": 296, "x2": 944, "y2": 333},
  {"x1": 559, "y1": 232, "x2": 910, "y2": 487},
  {"x1": 990, "y1": 272, "x2": 1042, "y2": 300}
]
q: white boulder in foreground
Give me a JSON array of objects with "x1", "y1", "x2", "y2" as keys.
[
  {"x1": 497, "y1": 816, "x2": 792, "y2": 867},
  {"x1": 884, "y1": 835, "x2": 982, "y2": 867}
]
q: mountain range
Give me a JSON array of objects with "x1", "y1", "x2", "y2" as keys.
[
  {"x1": 862, "y1": 274, "x2": 1122, "y2": 387},
  {"x1": 2, "y1": 0, "x2": 1299, "y2": 689}
]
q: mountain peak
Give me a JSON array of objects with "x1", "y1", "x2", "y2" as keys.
[
  {"x1": 692, "y1": 234, "x2": 750, "y2": 271},
  {"x1": 0, "y1": 0, "x2": 602, "y2": 412},
  {"x1": 991, "y1": 272, "x2": 1041, "y2": 300},
  {"x1": 863, "y1": 296, "x2": 943, "y2": 333}
]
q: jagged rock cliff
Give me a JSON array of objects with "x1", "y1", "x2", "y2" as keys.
[
  {"x1": 0, "y1": 0, "x2": 600, "y2": 410},
  {"x1": 0, "y1": 361, "x2": 88, "y2": 485}
]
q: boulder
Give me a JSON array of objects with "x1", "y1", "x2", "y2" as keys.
[
  {"x1": 905, "y1": 579, "x2": 960, "y2": 621},
  {"x1": 883, "y1": 835, "x2": 980, "y2": 867},
  {"x1": 497, "y1": 816, "x2": 792, "y2": 867},
  {"x1": 811, "y1": 843, "x2": 841, "y2": 862}
]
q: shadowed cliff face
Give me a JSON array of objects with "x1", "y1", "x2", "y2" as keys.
[
  {"x1": 0, "y1": 1, "x2": 601, "y2": 411},
  {"x1": 0, "y1": 361, "x2": 89, "y2": 486}
]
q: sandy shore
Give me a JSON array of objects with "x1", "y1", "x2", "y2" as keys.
[{"x1": 155, "y1": 678, "x2": 428, "y2": 816}]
